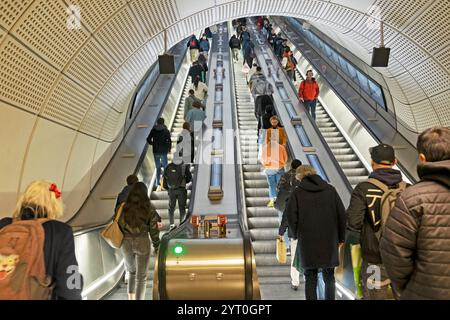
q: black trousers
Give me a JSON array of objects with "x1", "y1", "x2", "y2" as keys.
[
  {"x1": 304, "y1": 268, "x2": 336, "y2": 300},
  {"x1": 168, "y1": 188, "x2": 187, "y2": 225}
]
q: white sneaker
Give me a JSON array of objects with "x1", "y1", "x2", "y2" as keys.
[{"x1": 169, "y1": 224, "x2": 176, "y2": 230}]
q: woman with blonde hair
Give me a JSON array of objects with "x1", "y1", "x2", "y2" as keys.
[
  {"x1": 0, "y1": 180, "x2": 83, "y2": 300},
  {"x1": 286, "y1": 166, "x2": 346, "y2": 300}
]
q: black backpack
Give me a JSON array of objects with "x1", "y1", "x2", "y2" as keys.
[
  {"x1": 165, "y1": 164, "x2": 187, "y2": 189},
  {"x1": 231, "y1": 37, "x2": 240, "y2": 48}
]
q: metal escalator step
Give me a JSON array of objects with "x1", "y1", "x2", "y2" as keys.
[
  {"x1": 248, "y1": 217, "x2": 279, "y2": 228},
  {"x1": 256, "y1": 266, "x2": 291, "y2": 277},
  {"x1": 321, "y1": 131, "x2": 341, "y2": 137},
  {"x1": 243, "y1": 164, "x2": 262, "y2": 172},
  {"x1": 245, "y1": 188, "x2": 270, "y2": 197},
  {"x1": 343, "y1": 168, "x2": 368, "y2": 176},
  {"x1": 338, "y1": 160, "x2": 363, "y2": 169},
  {"x1": 252, "y1": 240, "x2": 277, "y2": 254},
  {"x1": 324, "y1": 137, "x2": 346, "y2": 143},
  {"x1": 241, "y1": 145, "x2": 259, "y2": 152},
  {"x1": 151, "y1": 199, "x2": 190, "y2": 210},
  {"x1": 246, "y1": 197, "x2": 271, "y2": 207},
  {"x1": 328, "y1": 142, "x2": 349, "y2": 149},
  {"x1": 319, "y1": 127, "x2": 339, "y2": 133},
  {"x1": 335, "y1": 154, "x2": 358, "y2": 161},
  {"x1": 250, "y1": 228, "x2": 279, "y2": 241},
  {"x1": 151, "y1": 190, "x2": 192, "y2": 200},
  {"x1": 243, "y1": 172, "x2": 266, "y2": 180},
  {"x1": 317, "y1": 122, "x2": 335, "y2": 128},
  {"x1": 330, "y1": 148, "x2": 353, "y2": 155},
  {"x1": 247, "y1": 207, "x2": 278, "y2": 217},
  {"x1": 255, "y1": 254, "x2": 291, "y2": 266},
  {"x1": 244, "y1": 180, "x2": 269, "y2": 188}
]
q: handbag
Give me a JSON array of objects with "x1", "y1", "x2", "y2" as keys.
[
  {"x1": 276, "y1": 237, "x2": 287, "y2": 264},
  {"x1": 101, "y1": 203, "x2": 125, "y2": 249}
]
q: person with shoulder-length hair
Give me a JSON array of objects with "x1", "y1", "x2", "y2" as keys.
[
  {"x1": 286, "y1": 166, "x2": 346, "y2": 300},
  {"x1": 117, "y1": 182, "x2": 160, "y2": 300},
  {"x1": 0, "y1": 180, "x2": 83, "y2": 300}
]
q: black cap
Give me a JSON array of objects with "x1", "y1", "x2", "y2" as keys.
[{"x1": 370, "y1": 144, "x2": 395, "y2": 165}]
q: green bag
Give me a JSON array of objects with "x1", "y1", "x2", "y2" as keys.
[{"x1": 350, "y1": 244, "x2": 363, "y2": 299}]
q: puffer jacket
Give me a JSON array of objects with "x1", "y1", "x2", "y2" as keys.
[{"x1": 379, "y1": 160, "x2": 450, "y2": 299}]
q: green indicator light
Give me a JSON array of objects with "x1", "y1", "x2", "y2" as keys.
[{"x1": 173, "y1": 244, "x2": 185, "y2": 255}]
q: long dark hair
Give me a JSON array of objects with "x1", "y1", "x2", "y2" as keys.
[
  {"x1": 193, "y1": 76, "x2": 200, "y2": 90},
  {"x1": 123, "y1": 182, "x2": 151, "y2": 228}
]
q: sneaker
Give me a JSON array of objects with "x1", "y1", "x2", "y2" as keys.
[
  {"x1": 286, "y1": 247, "x2": 291, "y2": 256},
  {"x1": 267, "y1": 199, "x2": 274, "y2": 208},
  {"x1": 169, "y1": 224, "x2": 176, "y2": 230},
  {"x1": 291, "y1": 284, "x2": 298, "y2": 291}
]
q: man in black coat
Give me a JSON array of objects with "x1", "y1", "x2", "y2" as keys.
[
  {"x1": 147, "y1": 118, "x2": 171, "y2": 190},
  {"x1": 286, "y1": 165, "x2": 346, "y2": 300}
]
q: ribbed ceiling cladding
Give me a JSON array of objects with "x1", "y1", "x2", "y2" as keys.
[
  {"x1": 392, "y1": 99, "x2": 417, "y2": 131},
  {"x1": 44, "y1": 76, "x2": 94, "y2": 129},
  {"x1": 65, "y1": 38, "x2": 117, "y2": 94},
  {"x1": 435, "y1": 46, "x2": 450, "y2": 74},
  {"x1": 409, "y1": 58, "x2": 450, "y2": 97},
  {"x1": 387, "y1": 34, "x2": 429, "y2": 68},
  {"x1": 431, "y1": 90, "x2": 450, "y2": 127},
  {"x1": 80, "y1": 99, "x2": 111, "y2": 137},
  {"x1": 394, "y1": 71, "x2": 427, "y2": 103},
  {"x1": 95, "y1": 6, "x2": 148, "y2": 66},
  {"x1": 64, "y1": 0, "x2": 127, "y2": 33},
  {"x1": 131, "y1": 0, "x2": 178, "y2": 35},
  {"x1": 402, "y1": 0, "x2": 450, "y2": 54},
  {"x1": 352, "y1": 15, "x2": 397, "y2": 46},
  {"x1": 410, "y1": 99, "x2": 442, "y2": 132},
  {"x1": 0, "y1": 0, "x2": 33, "y2": 30},
  {"x1": 12, "y1": 0, "x2": 90, "y2": 70},
  {"x1": 0, "y1": 37, "x2": 58, "y2": 114},
  {"x1": 98, "y1": 70, "x2": 131, "y2": 106},
  {"x1": 0, "y1": 28, "x2": 5, "y2": 43},
  {"x1": 373, "y1": 0, "x2": 433, "y2": 31},
  {"x1": 320, "y1": 3, "x2": 364, "y2": 31}
]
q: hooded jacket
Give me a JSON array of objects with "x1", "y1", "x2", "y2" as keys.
[
  {"x1": 147, "y1": 123, "x2": 171, "y2": 154},
  {"x1": 380, "y1": 160, "x2": 450, "y2": 299},
  {"x1": 286, "y1": 174, "x2": 346, "y2": 269},
  {"x1": 346, "y1": 168, "x2": 405, "y2": 264}
]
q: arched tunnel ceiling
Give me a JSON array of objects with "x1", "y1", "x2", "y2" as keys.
[{"x1": 0, "y1": 0, "x2": 449, "y2": 218}]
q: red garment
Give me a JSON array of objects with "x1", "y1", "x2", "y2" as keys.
[{"x1": 298, "y1": 79, "x2": 319, "y2": 101}]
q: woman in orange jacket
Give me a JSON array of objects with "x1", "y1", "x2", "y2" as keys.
[
  {"x1": 298, "y1": 70, "x2": 320, "y2": 121},
  {"x1": 261, "y1": 141, "x2": 288, "y2": 207}
]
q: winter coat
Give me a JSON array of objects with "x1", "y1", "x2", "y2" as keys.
[
  {"x1": 379, "y1": 160, "x2": 450, "y2": 299},
  {"x1": 0, "y1": 212, "x2": 83, "y2": 300},
  {"x1": 229, "y1": 36, "x2": 241, "y2": 49},
  {"x1": 147, "y1": 124, "x2": 171, "y2": 154},
  {"x1": 286, "y1": 174, "x2": 346, "y2": 269},
  {"x1": 188, "y1": 64, "x2": 205, "y2": 83},
  {"x1": 260, "y1": 143, "x2": 287, "y2": 170},
  {"x1": 186, "y1": 108, "x2": 206, "y2": 132},
  {"x1": 199, "y1": 39, "x2": 210, "y2": 52},
  {"x1": 117, "y1": 202, "x2": 160, "y2": 251},
  {"x1": 299, "y1": 79, "x2": 320, "y2": 101},
  {"x1": 184, "y1": 95, "x2": 203, "y2": 118},
  {"x1": 346, "y1": 168, "x2": 405, "y2": 264}
]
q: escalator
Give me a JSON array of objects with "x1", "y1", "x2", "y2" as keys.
[
  {"x1": 105, "y1": 69, "x2": 196, "y2": 300},
  {"x1": 231, "y1": 46, "x2": 304, "y2": 299}
]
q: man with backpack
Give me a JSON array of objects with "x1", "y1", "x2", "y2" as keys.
[
  {"x1": 346, "y1": 143, "x2": 408, "y2": 300},
  {"x1": 229, "y1": 34, "x2": 241, "y2": 63},
  {"x1": 250, "y1": 67, "x2": 274, "y2": 131},
  {"x1": 147, "y1": 118, "x2": 171, "y2": 191},
  {"x1": 282, "y1": 47, "x2": 298, "y2": 82},
  {"x1": 163, "y1": 160, "x2": 193, "y2": 229},
  {"x1": 187, "y1": 35, "x2": 200, "y2": 63}
]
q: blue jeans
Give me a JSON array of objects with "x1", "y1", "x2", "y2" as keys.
[
  {"x1": 304, "y1": 100, "x2": 317, "y2": 121},
  {"x1": 266, "y1": 169, "x2": 285, "y2": 200},
  {"x1": 154, "y1": 153, "x2": 168, "y2": 186}
]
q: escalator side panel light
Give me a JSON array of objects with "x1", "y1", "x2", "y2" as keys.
[{"x1": 307, "y1": 154, "x2": 330, "y2": 182}]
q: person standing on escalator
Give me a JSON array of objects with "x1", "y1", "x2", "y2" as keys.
[
  {"x1": 298, "y1": 70, "x2": 320, "y2": 121},
  {"x1": 261, "y1": 141, "x2": 288, "y2": 208},
  {"x1": 118, "y1": 182, "x2": 160, "y2": 300},
  {"x1": 147, "y1": 118, "x2": 171, "y2": 191}
]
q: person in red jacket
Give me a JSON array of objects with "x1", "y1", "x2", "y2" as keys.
[{"x1": 298, "y1": 70, "x2": 320, "y2": 121}]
